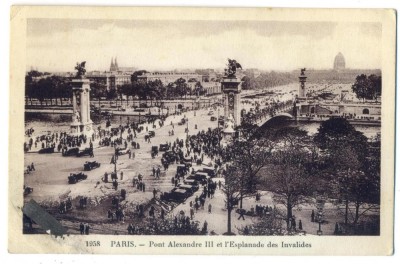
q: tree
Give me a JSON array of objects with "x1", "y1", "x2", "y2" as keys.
[
  {"x1": 106, "y1": 88, "x2": 118, "y2": 100},
  {"x1": 351, "y1": 74, "x2": 382, "y2": 102},
  {"x1": 238, "y1": 208, "x2": 286, "y2": 235},
  {"x1": 266, "y1": 147, "x2": 314, "y2": 229},
  {"x1": 174, "y1": 78, "x2": 189, "y2": 99},
  {"x1": 314, "y1": 117, "x2": 378, "y2": 227},
  {"x1": 91, "y1": 81, "x2": 108, "y2": 99},
  {"x1": 131, "y1": 70, "x2": 148, "y2": 82},
  {"x1": 221, "y1": 164, "x2": 245, "y2": 235},
  {"x1": 241, "y1": 76, "x2": 252, "y2": 90}
]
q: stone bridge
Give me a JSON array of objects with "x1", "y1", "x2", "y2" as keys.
[{"x1": 254, "y1": 105, "x2": 295, "y2": 127}]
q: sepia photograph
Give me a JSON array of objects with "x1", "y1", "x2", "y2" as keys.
[{"x1": 8, "y1": 6, "x2": 396, "y2": 255}]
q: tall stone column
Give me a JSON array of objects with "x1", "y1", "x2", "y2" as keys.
[
  {"x1": 221, "y1": 76, "x2": 242, "y2": 139},
  {"x1": 71, "y1": 78, "x2": 93, "y2": 136}
]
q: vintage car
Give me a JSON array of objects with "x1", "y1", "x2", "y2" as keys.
[
  {"x1": 161, "y1": 189, "x2": 189, "y2": 203},
  {"x1": 178, "y1": 183, "x2": 199, "y2": 193},
  {"x1": 148, "y1": 131, "x2": 155, "y2": 138},
  {"x1": 83, "y1": 161, "x2": 101, "y2": 171},
  {"x1": 151, "y1": 146, "x2": 159, "y2": 156},
  {"x1": 183, "y1": 179, "x2": 200, "y2": 188},
  {"x1": 176, "y1": 164, "x2": 188, "y2": 176},
  {"x1": 181, "y1": 156, "x2": 192, "y2": 163},
  {"x1": 162, "y1": 151, "x2": 176, "y2": 163},
  {"x1": 208, "y1": 111, "x2": 214, "y2": 116},
  {"x1": 175, "y1": 184, "x2": 196, "y2": 196},
  {"x1": 177, "y1": 118, "x2": 186, "y2": 125},
  {"x1": 159, "y1": 143, "x2": 169, "y2": 151},
  {"x1": 210, "y1": 116, "x2": 217, "y2": 121},
  {"x1": 199, "y1": 166, "x2": 216, "y2": 178},
  {"x1": 117, "y1": 147, "x2": 130, "y2": 155},
  {"x1": 38, "y1": 147, "x2": 55, "y2": 154},
  {"x1": 77, "y1": 148, "x2": 93, "y2": 157},
  {"x1": 186, "y1": 172, "x2": 209, "y2": 185},
  {"x1": 68, "y1": 172, "x2": 88, "y2": 184},
  {"x1": 62, "y1": 147, "x2": 79, "y2": 157}
]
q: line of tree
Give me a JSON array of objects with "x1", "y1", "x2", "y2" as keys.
[
  {"x1": 25, "y1": 70, "x2": 207, "y2": 104},
  {"x1": 117, "y1": 72, "x2": 206, "y2": 102},
  {"x1": 25, "y1": 71, "x2": 72, "y2": 105},
  {"x1": 351, "y1": 74, "x2": 382, "y2": 102}
]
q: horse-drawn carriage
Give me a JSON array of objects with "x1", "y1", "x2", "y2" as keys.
[
  {"x1": 83, "y1": 161, "x2": 101, "y2": 171},
  {"x1": 68, "y1": 172, "x2": 88, "y2": 184}
]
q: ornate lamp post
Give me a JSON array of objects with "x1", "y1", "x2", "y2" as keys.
[
  {"x1": 316, "y1": 196, "x2": 325, "y2": 236},
  {"x1": 317, "y1": 212, "x2": 323, "y2": 236}
]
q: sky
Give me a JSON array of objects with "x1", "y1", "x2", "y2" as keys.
[{"x1": 26, "y1": 19, "x2": 382, "y2": 72}]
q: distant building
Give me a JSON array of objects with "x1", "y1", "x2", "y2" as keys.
[
  {"x1": 109, "y1": 57, "x2": 137, "y2": 73},
  {"x1": 86, "y1": 71, "x2": 131, "y2": 91},
  {"x1": 137, "y1": 72, "x2": 202, "y2": 85},
  {"x1": 110, "y1": 57, "x2": 119, "y2": 72},
  {"x1": 334, "y1": 52, "x2": 346, "y2": 70},
  {"x1": 202, "y1": 82, "x2": 221, "y2": 95}
]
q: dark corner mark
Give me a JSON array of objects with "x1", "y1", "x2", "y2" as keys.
[{"x1": 23, "y1": 199, "x2": 68, "y2": 238}]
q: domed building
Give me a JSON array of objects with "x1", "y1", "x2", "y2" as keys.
[{"x1": 333, "y1": 52, "x2": 346, "y2": 70}]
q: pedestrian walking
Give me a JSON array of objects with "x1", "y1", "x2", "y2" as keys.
[
  {"x1": 291, "y1": 217, "x2": 296, "y2": 231},
  {"x1": 190, "y1": 208, "x2": 194, "y2": 220},
  {"x1": 84, "y1": 223, "x2": 90, "y2": 235},
  {"x1": 120, "y1": 171, "x2": 124, "y2": 180},
  {"x1": 79, "y1": 222, "x2": 84, "y2": 235},
  {"x1": 208, "y1": 203, "x2": 212, "y2": 214},
  {"x1": 311, "y1": 210, "x2": 315, "y2": 222},
  {"x1": 298, "y1": 220, "x2": 303, "y2": 231},
  {"x1": 238, "y1": 209, "x2": 245, "y2": 220}
]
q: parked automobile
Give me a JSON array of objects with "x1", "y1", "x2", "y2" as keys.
[
  {"x1": 187, "y1": 172, "x2": 209, "y2": 185},
  {"x1": 179, "y1": 182, "x2": 199, "y2": 192},
  {"x1": 178, "y1": 118, "x2": 186, "y2": 125},
  {"x1": 159, "y1": 143, "x2": 169, "y2": 151},
  {"x1": 151, "y1": 146, "x2": 159, "y2": 156},
  {"x1": 210, "y1": 116, "x2": 217, "y2": 121},
  {"x1": 161, "y1": 189, "x2": 189, "y2": 203},
  {"x1": 200, "y1": 166, "x2": 216, "y2": 177},
  {"x1": 183, "y1": 179, "x2": 200, "y2": 189},
  {"x1": 77, "y1": 148, "x2": 93, "y2": 157},
  {"x1": 176, "y1": 164, "x2": 187, "y2": 176},
  {"x1": 208, "y1": 111, "x2": 214, "y2": 116},
  {"x1": 117, "y1": 148, "x2": 130, "y2": 155},
  {"x1": 68, "y1": 172, "x2": 88, "y2": 184},
  {"x1": 62, "y1": 147, "x2": 79, "y2": 157},
  {"x1": 148, "y1": 131, "x2": 155, "y2": 138},
  {"x1": 83, "y1": 161, "x2": 100, "y2": 171},
  {"x1": 38, "y1": 147, "x2": 54, "y2": 154},
  {"x1": 162, "y1": 151, "x2": 176, "y2": 163},
  {"x1": 176, "y1": 184, "x2": 196, "y2": 195}
]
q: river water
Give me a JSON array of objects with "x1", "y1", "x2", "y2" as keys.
[{"x1": 25, "y1": 112, "x2": 380, "y2": 140}]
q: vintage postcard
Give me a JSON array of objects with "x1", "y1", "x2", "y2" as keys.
[{"x1": 9, "y1": 6, "x2": 395, "y2": 255}]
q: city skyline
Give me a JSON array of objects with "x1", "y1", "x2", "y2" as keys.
[{"x1": 27, "y1": 19, "x2": 382, "y2": 72}]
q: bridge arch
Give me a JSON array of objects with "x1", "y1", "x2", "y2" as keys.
[{"x1": 258, "y1": 113, "x2": 294, "y2": 129}]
